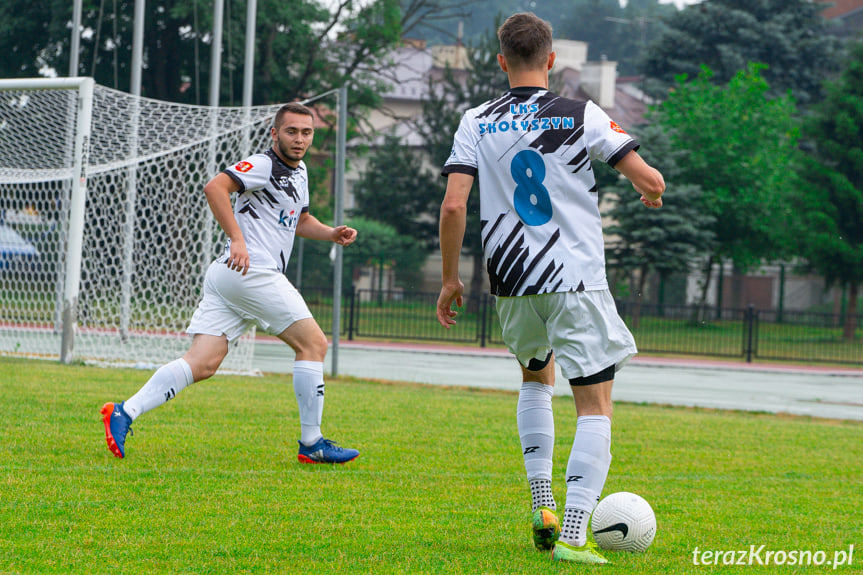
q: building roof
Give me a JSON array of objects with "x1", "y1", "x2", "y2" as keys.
[{"x1": 817, "y1": 0, "x2": 863, "y2": 20}]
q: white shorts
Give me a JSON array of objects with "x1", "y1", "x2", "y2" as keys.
[
  {"x1": 186, "y1": 261, "x2": 313, "y2": 342},
  {"x1": 495, "y1": 289, "x2": 637, "y2": 380}
]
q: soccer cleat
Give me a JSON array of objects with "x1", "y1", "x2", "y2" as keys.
[
  {"x1": 297, "y1": 437, "x2": 359, "y2": 464},
  {"x1": 531, "y1": 506, "x2": 561, "y2": 551},
  {"x1": 552, "y1": 540, "x2": 609, "y2": 565},
  {"x1": 100, "y1": 401, "x2": 133, "y2": 458}
]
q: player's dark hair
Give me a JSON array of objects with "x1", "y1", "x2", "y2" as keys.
[
  {"x1": 497, "y1": 12, "x2": 553, "y2": 70},
  {"x1": 273, "y1": 102, "x2": 314, "y2": 129}
]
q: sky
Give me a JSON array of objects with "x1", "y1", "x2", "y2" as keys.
[
  {"x1": 657, "y1": 0, "x2": 701, "y2": 7},
  {"x1": 620, "y1": 0, "x2": 701, "y2": 7}
]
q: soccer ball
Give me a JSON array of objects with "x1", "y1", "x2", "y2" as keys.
[{"x1": 591, "y1": 492, "x2": 656, "y2": 552}]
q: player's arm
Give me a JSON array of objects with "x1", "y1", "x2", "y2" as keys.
[
  {"x1": 203, "y1": 172, "x2": 249, "y2": 274},
  {"x1": 613, "y1": 150, "x2": 666, "y2": 208},
  {"x1": 296, "y1": 211, "x2": 357, "y2": 246},
  {"x1": 436, "y1": 172, "x2": 473, "y2": 328}
]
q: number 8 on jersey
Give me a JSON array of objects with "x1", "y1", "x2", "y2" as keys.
[{"x1": 511, "y1": 149, "x2": 553, "y2": 226}]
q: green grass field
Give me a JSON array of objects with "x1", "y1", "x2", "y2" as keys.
[{"x1": 1, "y1": 357, "x2": 861, "y2": 574}]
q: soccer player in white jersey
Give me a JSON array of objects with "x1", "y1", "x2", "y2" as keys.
[
  {"x1": 436, "y1": 13, "x2": 664, "y2": 564},
  {"x1": 101, "y1": 102, "x2": 360, "y2": 465}
]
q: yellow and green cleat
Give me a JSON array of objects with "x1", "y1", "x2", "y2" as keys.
[
  {"x1": 552, "y1": 540, "x2": 609, "y2": 564},
  {"x1": 531, "y1": 506, "x2": 561, "y2": 551}
]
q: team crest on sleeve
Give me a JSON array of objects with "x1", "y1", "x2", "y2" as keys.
[
  {"x1": 235, "y1": 161, "x2": 253, "y2": 172},
  {"x1": 610, "y1": 121, "x2": 627, "y2": 134}
]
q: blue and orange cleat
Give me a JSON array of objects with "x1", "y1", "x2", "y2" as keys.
[
  {"x1": 297, "y1": 437, "x2": 359, "y2": 464},
  {"x1": 100, "y1": 402, "x2": 133, "y2": 458}
]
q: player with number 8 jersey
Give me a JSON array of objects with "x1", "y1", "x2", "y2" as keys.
[{"x1": 437, "y1": 12, "x2": 664, "y2": 566}]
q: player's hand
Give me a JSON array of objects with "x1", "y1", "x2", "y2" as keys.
[
  {"x1": 436, "y1": 280, "x2": 464, "y2": 329},
  {"x1": 227, "y1": 238, "x2": 250, "y2": 275},
  {"x1": 633, "y1": 181, "x2": 663, "y2": 209},
  {"x1": 640, "y1": 194, "x2": 663, "y2": 208},
  {"x1": 332, "y1": 225, "x2": 357, "y2": 246}
]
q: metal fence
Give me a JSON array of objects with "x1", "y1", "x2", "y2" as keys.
[{"x1": 301, "y1": 287, "x2": 863, "y2": 366}]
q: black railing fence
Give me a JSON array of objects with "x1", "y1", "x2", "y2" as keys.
[{"x1": 300, "y1": 287, "x2": 862, "y2": 366}]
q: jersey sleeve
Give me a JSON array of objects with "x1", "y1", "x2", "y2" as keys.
[
  {"x1": 441, "y1": 113, "x2": 479, "y2": 177},
  {"x1": 298, "y1": 161, "x2": 311, "y2": 212},
  {"x1": 222, "y1": 154, "x2": 271, "y2": 193},
  {"x1": 583, "y1": 101, "x2": 639, "y2": 168}
]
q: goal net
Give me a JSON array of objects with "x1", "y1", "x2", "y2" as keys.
[{"x1": 0, "y1": 77, "x2": 290, "y2": 373}]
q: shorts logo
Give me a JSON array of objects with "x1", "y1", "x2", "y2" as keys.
[
  {"x1": 610, "y1": 121, "x2": 627, "y2": 134},
  {"x1": 235, "y1": 161, "x2": 253, "y2": 172}
]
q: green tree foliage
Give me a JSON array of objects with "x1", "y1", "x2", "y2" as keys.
[
  {"x1": 342, "y1": 216, "x2": 427, "y2": 290},
  {"x1": 289, "y1": 216, "x2": 425, "y2": 290},
  {"x1": 793, "y1": 42, "x2": 863, "y2": 340},
  {"x1": 605, "y1": 123, "x2": 715, "y2": 306},
  {"x1": 0, "y1": 0, "x2": 404, "y2": 108},
  {"x1": 642, "y1": 0, "x2": 841, "y2": 106},
  {"x1": 417, "y1": 25, "x2": 510, "y2": 300},
  {"x1": 350, "y1": 133, "x2": 441, "y2": 251},
  {"x1": 655, "y1": 64, "x2": 800, "y2": 305},
  {"x1": 0, "y1": 0, "x2": 68, "y2": 78}
]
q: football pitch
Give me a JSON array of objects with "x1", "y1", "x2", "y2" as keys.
[{"x1": 1, "y1": 357, "x2": 860, "y2": 574}]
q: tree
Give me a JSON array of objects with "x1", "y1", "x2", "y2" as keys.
[
  {"x1": 654, "y1": 64, "x2": 800, "y2": 308},
  {"x1": 642, "y1": 0, "x2": 841, "y2": 106},
  {"x1": 0, "y1": 0, "x2": 79, "y2": 78},
  {"x1": 416, "y1": 24, "x2": 510, "y2": 303},
  {"x1": 604, "y1": 123, "x2": 715, "y2": 319},
  {"x1": 793, "y1": 41, "x2": 863, "y2": 340},
  {"x1": 290, "y1": 216, "x2": 425, "y2": 290},
  {"x1": 342, "y1": 216, "x2": 426, "y2": 291},
  {"x1": 350, "y1": 132, "x2": 441, "y2": 251},
  {"x1": 0, "y1": 0, "x2": 453, "y2": 108}
]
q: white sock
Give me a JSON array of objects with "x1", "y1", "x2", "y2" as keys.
[
  {"x1": 517, "y1": 381, "x2": 556, "y2": 511},
  {"x1": 561, "y1": 415, "x2": 612, "y2": 546},
  {"x1": 124, "y1": 358, "x2": 194, "y2": 421},
  {"x1": 293, "y1": 360, "x2": 325, "y2": 446}
]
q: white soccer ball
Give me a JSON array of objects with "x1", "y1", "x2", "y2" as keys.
[{"x1": 591, "y1": 492, "x2": 656, "y2": 552}]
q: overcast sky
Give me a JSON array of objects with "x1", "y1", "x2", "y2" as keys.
[{"x1": 658, "y1": 0, "x2": 702, "y2": 8}]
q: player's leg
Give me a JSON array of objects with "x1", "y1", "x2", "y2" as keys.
[
  {"x1": 277, "y1": 317, "x2": 328, "y2": 444},
  {"x1": 277, "y1": 318, "x2": 358, "y2": 464},
  {"x1": 547, "y1": 290, "x2": 636, "y2": 564},
  {"x1": 519, "y1": 357, "x2": 561, "y2": 550},
  {"x1": 250, "y1": 271, "x2": 357, "y2": 464},
  {"x1": 207, "y1": 265, "x2": 357, "y2": 464},
  {"x1": 101, "y1": 261, "x2": 245, "y2": 459},
  {"x1": 555, "y1": 370, "x2": 614, "y2": 557},
  {"x1": 549, "y1": 370, "x2": 615, "y2": 564},
  {"x1": 497, "y1": 295, "x2": 561, "y2": 549},
  {"x1": 100, "y1": 334, "x2": 229, "y2": 459}
]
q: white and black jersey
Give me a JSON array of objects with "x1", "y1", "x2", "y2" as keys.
[
  {"x1": 220, "y1": 148, "x2": 310, "y2": 274},
  {"x1": 442, "y1": 87, "x2": 638, "y2": 297}
]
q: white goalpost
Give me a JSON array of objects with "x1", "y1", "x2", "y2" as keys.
[{"x1": 0, "y1": 77, "x2": 336, "y2": 373}]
